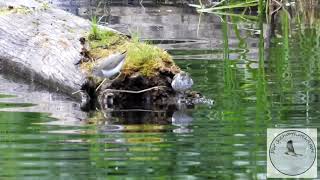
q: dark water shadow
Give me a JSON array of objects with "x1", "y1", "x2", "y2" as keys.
[
  {"x1": 0, "y1": 75, "x2": 87, "y2": 123},
  {"x1": 95, "y1": 105, "x2": 195, "y2": 134}
]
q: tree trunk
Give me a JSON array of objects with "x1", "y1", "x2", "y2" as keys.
[{"x1": 0, "y1": 0, "x2": 118, "y2": 100}]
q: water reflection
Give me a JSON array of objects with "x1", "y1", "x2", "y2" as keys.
[
  {"x1": 172, "y1": 110, "x2": 193, "y2": 133},
  {"x1": 0, "y1": 75, "x2": 87, "y2": 123},
  {"x1": 95, "y1": 103, "x2": 195, "y2": 134}
]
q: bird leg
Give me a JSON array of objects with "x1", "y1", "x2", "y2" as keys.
[
  {"x1": 177, "y1": 93, "x2": 185, "y2": 104},
  {"x1": 111, "y1": 72, "x2": 122, "y2": 81},
  {"x1": 95, "y1": 73, "x2": 122, "y2": 92},
  {"x1": 95, "y1": 78, "x2": 107, "y2": 92}
]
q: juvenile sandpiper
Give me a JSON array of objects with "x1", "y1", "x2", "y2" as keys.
[
  {"x1": 171, "y1": 71, "x2": 193, "y2": 93},
  {"x1": 171, "y1": 71, "x2": 194, "y2": 103}
]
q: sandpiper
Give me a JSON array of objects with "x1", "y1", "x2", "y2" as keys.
[
  {"x1": 92, "y1": 51, "x2": 127, "y2": 78},
  {"x1": 93, "y1": 51, "x2": 127, "y2": 91},
  {"x1": 171, "y1": 71, "x2": 193, "y2": 93},
  {"x1": 171, "y1": 71, "x2": 194, "y2": 104}
]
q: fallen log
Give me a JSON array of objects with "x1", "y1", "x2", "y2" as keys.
[
  {"x1": 0, "y1": 0, "x2": 119, "y2": 99},
  {"x1": 0, "y1": 0, "x2": 211, "y2": 112}
]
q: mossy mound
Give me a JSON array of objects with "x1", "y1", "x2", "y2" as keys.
[
  {"x1": 123, "y1": 40, "x2": 180, "y2": 77},
  {"x1": 79, "y1": 26, "x2": 187, "y2": 111},
  {"x1": 80, "y1": 27, "x2": 180, "y2": 78}
]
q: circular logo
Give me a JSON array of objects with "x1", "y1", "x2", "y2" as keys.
[{"x1": 269, "y1": 130, "x2": 316, "y2": 176}]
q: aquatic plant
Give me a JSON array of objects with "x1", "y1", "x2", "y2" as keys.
[
  {"x1": 295, "y1": 0, "x2": 320, "y2": 28},
  {"x1": 89, "y1": 30, "x2": 124, "y2": 49},
  {"x1": 0, "y1": 94, "x2": 16, "y2": 98},
  {"x1": 189, "y1": 0, "x2": 260, "y2": 12}
]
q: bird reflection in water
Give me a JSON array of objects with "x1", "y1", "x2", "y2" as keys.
[
  {"x1": 171, "y1": 103, "x2": 194, "y2": 133},
  {"x1": 94, "y1": 101, "x2": 195, "y2": 134}
]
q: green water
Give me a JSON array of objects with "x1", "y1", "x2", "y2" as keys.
[{"x1": 1, "y1": 3, "x2": 320, "y2": 180}]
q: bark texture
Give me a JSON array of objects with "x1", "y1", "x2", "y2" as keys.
[{"x1": 0, "y1": 0, "x2": 118, "y2": 99}]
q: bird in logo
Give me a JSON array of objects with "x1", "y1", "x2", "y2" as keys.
[{"x1": 285, "y1": 140, "x2": 302, "y2": 157}]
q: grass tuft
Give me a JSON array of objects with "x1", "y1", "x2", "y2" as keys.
[
  {"x1": 89, "y1": 16, "x2": 99, "y2": 40},
  {"x1": 123, "y1": 39, "x2": 176, "y2": 77},
  {"x1": 189, "y1": 0, "x2": 259, "y2": 14},
  {"x1": 88, "y1": 17, "x2": 127, "y2": 50}
]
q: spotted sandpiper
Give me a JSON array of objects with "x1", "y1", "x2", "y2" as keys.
[
  {"x1": 93, "y1": 51, "x2": 127, "y2": 91},
  {"x1": 171, "y1": 71, "x2": 194, "y2": 104},
  {"x1": 171, "y1": 71, "x2": 193, "y2": 93},
  {"x1": 93, "y1": 51, "x2": 127, "y2": 78}
]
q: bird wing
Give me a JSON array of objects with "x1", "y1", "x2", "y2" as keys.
[{"x1": 97, "y1": 53, "x2": 126, "y2": 70}]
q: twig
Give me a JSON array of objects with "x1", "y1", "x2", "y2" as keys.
[
  {"x1": 72, "y1": 90, "x2": 82, "y2": 95},
  {"x1": 140, "y1": 0, "x2": 145, "y2": 11},
  {"x1": 199, "y1": 0, "x2": 203, "y2": 8},
  {"x1": 271, "y1": 0, "x2": 283, "y2": 15},
  {"x1": 96, "y1": 78, "x2": 107, "y2": 91},
  {"x1": 197, "y1": 12, "x2": 202, "y2": 37},
  {"x1": 105, "y1": 109, "x2": 166, "y2": 113},
  {"x1": 101, "y1": 86, "x2": 167, "y2": 94},
  {"x1": 96, "y1": 72, "x2": 124, "y2": 92}
]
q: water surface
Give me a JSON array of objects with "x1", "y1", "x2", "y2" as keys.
[{"x1": 0, "y1": 1, "x2": 319, "y2": 179}]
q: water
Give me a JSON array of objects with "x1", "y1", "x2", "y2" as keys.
[{"x1": 0, "y1": 1, "x2": 320, "y2": 179}]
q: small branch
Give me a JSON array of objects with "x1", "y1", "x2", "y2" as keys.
[
  {"x1": 96, "y1": 78, "x2": 107, "y2": 91},
  {"x1": 72, "y1": 90, "x2": 82, "y2": 95},
  {"x1": 197, "y1": 12, "x2": 202, "y2": 37},
  {"x1": 101, "y1": 86, "x2": 167, "y2": 94},
  {"x1": 271, "y1": 0, "x2": 283, "y2": 15},
  {"x1": 105, "y1": 109, "x2": 166, "y2": 113}
]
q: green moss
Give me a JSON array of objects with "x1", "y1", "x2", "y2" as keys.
[
  {"x1": 86, "y1": 29, "x2": 127, "y2": 63},
  {"x1": 89, "y1": 31, "x2": 125, "y2": 49},
  {"x1": 123, "y1": 40, "x2": 176, "y2": 77},
  {"x1": 88, "y1": 17, "x2": 127, "y2": 49},
  {"x1": 82, "y1": 25, "x2": 179, "y2": 78}
]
